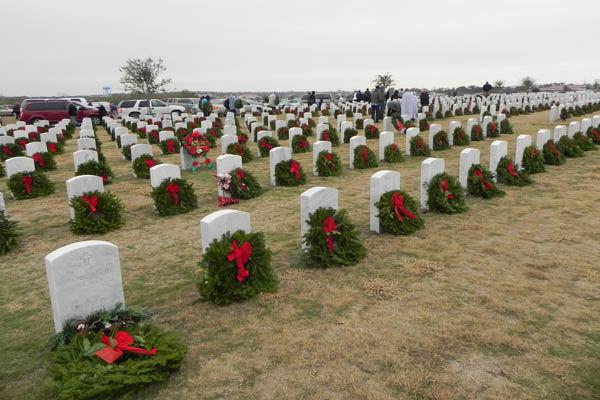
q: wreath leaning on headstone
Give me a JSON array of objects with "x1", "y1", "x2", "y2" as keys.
[
  {"x1": 76, "y1": 160, "x2": 114, "y2": 185},
  {"x1": 470, "y1": 125, "x2": 484, "y2": 141},
  {"x1": 557, "y1": 136, "x2": 584, "y2": 158},
  {"x1": 274, "y1": 159, "x2": 307, "y2": 186},
  {"x1": 432, "y1": 130, "x2": 450, "y2": 151},
  {"x1": 315, "y1": 151, "x2": 342, "y2": 177},
  {"x1": 521, "y1": 146, "x2": 546, "y2": 174},
  {"x1": 121, "y1": 144, "x2": 133, "y2": 161},
  {"x1": 375, "y1": 190, "x2": 424, "y2": 235},
  {"x1": 500, "y1": 119, "x2": 513, "y2": 134},
  {"x1": 46, "y1": 306, "x2": 187, "y2": 400},
  {"x1": 302, "y1": 207, "x2": 366, "y2": 268},
  {"x1": 0, "y1": 143, "x2": 24, "y2": 161},
  {"x1": 452, "y1": 127, "x2": 470, "y2": 146},
  {"x1": 8, "y1": 171, "x2": 55, "y2": 200},
  {"x1": 573, "y1": 132, "x2": 596, "y2": 151},
  {"x1": 226, "y1": 142, "x2": 253, "y2": 162},
  {"x1": 486, "y1": 122, "x2": 500, "y2": 138},
  {"x1": 32, "y1": 152, "x2": 57, "y2": 171},
  {"x1": 228, "y1": 168, "x2": 262, "y2": 200},
  {"x1": 384, "y1": 143, "x2": 403, "y2": 163},
  {"x1": 320, "y1": 128, "x2": 340, "y2": 146},
  {"x1": 427, "y1": 173, "x2": 468, "y2": 214},
  {"x1": 159, "y1": 137, "x2": 181, "y2": 155},
  {"x1": 496, "y1": 156, "x2": 532, "y2": 186},
  {"x1": 197, "y1": 230, "x2": 277, "y2": 305},
  {"x1": 0, "y1": 211, "x2": 22, "y2": 256},
  {"x1": 292, "y1": 134, "x2": 310, "y2": 153},
  {"x1": 409, "y1": 135, "x2": 431, "y2": 157},
  {"x1": 353, "y1": 145, "x2": 378, "y2": 169},
  {"x1": 586, "y1": 127, "x2": 600, "y2": 144},
  {"x1": 132, "y1": 155, "x2": 161, "y2": 179},
  {"x1": 467, "y1": 164, "x2": 505, "y2": 199},
  {"x1": 151, "y1": 178, "x2": 198, "y2": 217},
  {"x1": 542, "y1": 140, "x2": 565, "y2": 165},
  {"x1": 70, "y1": 190, "x2": 125, "y2": 234},
  {"x1": 343, "y1": 128, "x2": 357, "y2": 143},
  {"x1": 365, "y1": 125, "x2": 380, "y2": 139},
  {"x1": 46, "y1": 141, "x2": 64, "y2": 155},
  {"x1": 258, "y1": 136, "x2": 280, "y2": 157}
]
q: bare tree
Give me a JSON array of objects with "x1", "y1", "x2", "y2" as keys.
[
  {"x1": 494, "y1": 80, "x2": 505, "y2": 91},
  {"x1": 521, "y1": 76, "x2": 536, "y2": 93},
  {"x1": 372, "y1": 73, "x2": 395, "y2": 91},
  {"x1": 120, "y1": 57, "x2": 172, "y2": 114}
]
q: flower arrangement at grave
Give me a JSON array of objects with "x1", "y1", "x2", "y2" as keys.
[
  {"x1": 148, "y1": 129, "x2": 160, "y2": 144},
  {"x1": 470, "y1": 124, "x2": 484, "y2": 141},
  {"x1": 301, "y1": 123, "x2": 313, "y2": 136},
  {"x1": 375, "y1": 190, "x2": 424, "y2": 235},
  {"x1": 197, "y1": 230, "x2": 277, "y2": 305},
  {"x1": 213, "y1": 174, "x2": 239, "y2": 206},
  {"x1": 573, "y1": 105, "x2": 583, "y2": 116},
  {"x1": 292, "y1": 134, "x2": 310, "y2": 153},
  {"x1": 203, "y1": 133, "x2": 217, "y2": 148},
  {"x1": 320, "y1": 128, "x2": 340, "y2": 146},
  {"x1": 64, "y1": 124, "x2": 75, "y2": 138},
  {"x1": 237, "y1": 132, "x2": 249, "y2": 144},
  {"x1": 121, "y1": 144, "x2": 133, "y2": 161},
  {"x1": 227, "y1": 143, "x2": 253, "y2": 162},
  {"x1": 353, "y1": 145, "x2": 377, "y2": 169},
  {"x1": 486, "y1": 122, "x2": 500, "y2": 138},
  {"x1": 8, "y1": 171, "x2": 55, "y2": 200},
  {"x1": 496, "y1": 156, "x2": 532, "y2": 186},
  {"x1": 0, "y1": 211, "x2": 21, "y2": 255},
  {"x1": 76, "y1": 160, "x2": 114, "y2": 185},
  {"x1": 315, "y1": 151, "x2": 342, "y2": 177},
  {"x1": 302, "y1": 207, "x2": 366, "y2": 267},
  {"x1": 183, "y1": 131, "x2": 214, "y2": 165},
  {"x1": 452, "y1": 127, "x2": 470, "y2": 146},
  {"x1": 36, "y1": 126, "x2": 48, "y2": 134},
  {"x1": 343, "y1": 128, "x2": 357, "y2": 143},
  {"x1": 0, "y1": 143, "x2": 24, "y2": 161},
  {"x1": 277, "y1": 126, "x2": 289, "y2": 140},
  {"x1": 573, "y1": 132, "x2": 596, "y2": 151},
  {"x1": 151, "y1": 178, "x2": 198, "y2": 217},
  {"x1": 542, "y1": 140, "x2": 565, "y2": 165},
  {"x1": 159, "y1": 137, "x2": 180, "y2": 155},
  {"x1": 391, "y1": 114, "x2": 403, "y2": 130},
  {"x1": 355, "y1": 118, "x2": 364, "y2": 129},
  {"x1": 409, "y1": 135, "x2": 431, "y2": 157},
  {"x1": 524, "y1": 105, "x2": 532, "y2": 114},
  {"x1": 70, "y1": 191, "x2": 125, "y2": 234},
  {"x1": 258, "y1": 136, "x2": 280, "y2": 157},
  {"x1": 419, "y1": 119, "x2": 429, "y2": 131},
  {"x1": 287, "y1": 119, "x2": 299, "y2": 129},
  {"x1": 521, "y1": 146, "x2": 546, "y2": 174},
  {"x1": 467, "y1": 164, "x2": 505, "y2": 199},
  {"x1": 500, "y1": 119, "x2": 513, "y2": 135},
  {"x1": 557, "y1": 136, "x2": 584, "y2": 158},
  {"x1": 427, "y1": 173, "x2": 467, "y2": 214},
  {"x1": 384, "y1": 143, "x2": 403, "y2": 163},
  {"x1": 364, "y1": 124, "x2": 380, "y2": 139},
  {"x1": 586, "y1": 127, "x2": 600, "y2": 144},
  {"x1": 202, "y1": 102, "x2": 213, "y2": 114},
  {"x1": 275, "y1": 159, "x2": 307, "y2": 186},
  {"x1": 132, "y1": 155, "x2": 162, "y2": 179},
  {"x1": 15, "y1": 137, "x2": 30, "y2": 149},
  {"x1": 175, "y1": 127, "x2": 190, "y2": 141},
  {"x1": 432, "y1": 130, "x2": 450, "y2": 151},
  {"x1": 228, "y1": 168, "x2": 262, "y2": 200},
  {"x1": 46, "y1": 305, "x2": 186, "y2": 400}
]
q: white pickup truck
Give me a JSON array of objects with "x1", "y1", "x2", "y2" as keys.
[{"x1": 117, "y1": 99, "x2": 186, "y2": 118}]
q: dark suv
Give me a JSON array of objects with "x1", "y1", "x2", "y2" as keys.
[{"x1": 19, "y1": 100, "x2": 100, "y2": 124}]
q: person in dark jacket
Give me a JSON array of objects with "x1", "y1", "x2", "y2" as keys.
[
  {"x1": 363, "y1": 89, "x2": 371, "y2": 103},
  {"x1": 98, "y1": 104, "x2": 108, "y2": 118},
  {"x1": 482, "y1": 81, "x2": 492, "y2": 96},
  {"x1": 68, "y1": 102, "x2": 78, "y2": 126},
  {"x1": 12, "y1": 103, "x2": 20, "y2": 119},
  {"x1": 307, "y1": 91, "x2": 316, "y2": 106},
  {"x1": 420, "y1": 90, "x2": 430, "y2": 108}
]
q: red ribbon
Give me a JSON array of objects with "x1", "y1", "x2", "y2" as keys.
[
  {"x1": 236, "y1": 169, "x2": 245, "y2": 181},
  {"x1": 396, "y1": 122, "x2": 404, "y2": 132},
  {"x1": 298, "y1": 139, "x2": 308, "y2": 149},
  {"x1": 259, "y1": 139, "x2": 273, "y2": 151},
  {"x1": 473, "y1": 169, "x2": 493, "y2": 190},
  {"x1": 507, "y1": 162, "x2": 519, "y2": 177},
  {"x1": 166, "y1": 140, "x2": 176, "y2": 153},
  {"x1": 216, "y1": 196, "x2": 239, "y2": 206},
  {"x1": 96, "y1": 331, "x2": 157, "y2": 364},
  {"x1": 361, "y1": 146, "x2": 368, "y2": 161},
  {"x1": 322, "y1": 215, "x2": 337, "y2": 252},
  {"x1": 47, "y1": 143, "x2": 58, "y2": 153},
  {"x1": 322, "y1": 131, "x2": 330, "y2": 141},
  {"x1": 290, "y1": 160, "x2": 301, "y2": 179},
  {"x1": 22, "y1": 175, "x2": 33, "y2": 193},
  {"x1": 392, "y1": 192, "x2": 416, "y2": 222},
  {"x1": 81, "y1": 194, "x2": 98, "y2": 213},
  {"x1": 325, "y1": 153, "x2": 333, "y2": 162},
  {"x1": 32, "y1": 153, "x2": 46, "y2": 168},
  {"x1": 166, "y1": 183, "x2": 180, "y2": 205},
  {"x1": 440, "y1": 179, "x2": 456, "y2": 200},
  {"x1": 144, "y1": 159, "x2": 157, "y2": 169},
  {"x1": 227, "y1": 240, "x2": 252, "y2": 283},
  {"x1": 2, "y1": 146, "x2": 13, "y2": 157},
  {"x1": 101, "y1": 175, "x2": 109, "y2": 183}
]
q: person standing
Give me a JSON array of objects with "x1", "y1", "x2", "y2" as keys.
[
  {"x1": 228, "y1": 94, "x2": 237, "y2": 116},
  {"x1": 420, "y1": 90, "x2": 430, "y2": 108},
  {"x1": 12, "y1": 103, "x2": 20, "y2": 120},
  {"x1": 363, "y1": 88, "x2": 371, "y2": 103},
  {"x1": 268, "y1": 92, "x2": 276, "y2": 107},
  {"x1": 483, "y1": 81, "x2": 492, "y2": 97},
  {"x1": 377, "y1": 86, "x2": 386, "y2": 121},
  {"x1": 68, "y1": 102, "x2": 79, "y2": 126},
  {"x1": 307, "y1": 91, "x2": 316, "y2": 106}
]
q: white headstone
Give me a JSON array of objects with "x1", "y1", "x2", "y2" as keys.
[
  {"x1": 592, "y1": 115, "x2": 600, "y2": 128},
  {"x1": 428, "y1": 124, "x2": 442, "y2": 150},
  {"x1": 581, "y1": 118, "x2": 592, "y2": 133},
  {"x1": 482, "y1": 116, "x2": 493, "y2": 138},
  {"x1": 223, "y1": 125, "x2": 237, "y2": 136},
  {"x1": 515, "y1": 135, "x2": 532, "y2": 169},
  {"x1": 221, "y1": 134, "x2": 238, "y2": 155},
  {"x1": 300, "y1": 187, "x2": 338, "y2": 244},
  {"x1": 0, "y1": 136, "x2": 15, "y2": 146},
  {"x1": 77, "y1": 137, "x2": 96, "y2": 151},
  {"x1": 149, "y1": 163, "x2": 181, "y2": 188},
  {"x1": 289, "y1": 127, "x2": 303, "y2": 147},
  {"x1": 79, "y1": 129, "x2": 95, "y2": 138},
  {"x1": 370, "y1": 170, "x2": 400, "y2": 233},
  {"x1": 535, "y1": 129, "x2": 551, "y2": 150},
  {"x1": 420, "y1": 158, "x2": 445, "y2": 210},
  {"x1": 73, "y1": 150, "x2": 99, "y2": 171},
  {"x1": 40, "y1": 131, "x2": 58, "y2": 144},
  {"x1": 553, "y1": 125, "x2": 567, "y2": 142},
  {"x1": 6, "y1": 156, "x2": 35, "y2": 178},
  {"x1": 466, "y1": 118, "x2": 478, "y2": 139},
  {"x1": 383, "y1": 117, "x2": 393, "y2": 132},
  {"x1": 459, "y1": 148, "x2": 480, "y2": 188},
  {"x1": 378, "y1": 131, "x2": 394, "y2": 161},
  {"x1": 312, "y1": 141, "x2": 332, "y2": 176},
  {"x1": 349, "y1": 135, "x2": 366, "y2": 169},
  {"x1": 216, "y1": 154, "x2": 243, "y2": 197},
  {"x1": 200, "y1": 209, "x2": 251, "y2": 252},
  {"x1": 120, "y1": 133, "x2": 138, "y2": 148},
  {"x1": 130, "y1": 144, "x2": 153, "y2": 162},
  {"x1": 405, "y1": 127, "x2": 419, "y2": 155},
  {"x1": 489, "y1": 140, "x2": 508, "y2": 180},
  {"x1": 448, "y1": 121, "x2": 461, "y2": 146},
  {"x1": 269, "y1": 147, "x2": 292, "y2": 186},
  {"x1": 567, "y1": 121, "x2": 580, "y2": 138},
  {"x1": 65, "y1": 175, "x2": 105, "y2": 219},
  {"x1": 25, "y1": 141, "x2": 48, "y2": 156}
]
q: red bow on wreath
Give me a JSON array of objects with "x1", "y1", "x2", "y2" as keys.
[
  {"x1": 325, "y1": 153, "x2": 334, "y2": 162},
  {"x1": 32, "y1": 153, "x2": 45, "y2": 168},
  {"x1": 81, "y1": 194, "x2": 98, "y2": 213},
  {"x1": 361, "y1": 146, "x2": 368, "y2": 161},
  {"x1": 259, "y1": 139, "x2": 273, "y2": 151},
  {"x1": 166, "y1": 183, "x2": 181, "y2": 205},
  {"x1": 144, "y1": 159, "x2": 157, "y2": 169},
  {"x1": 22, "y1": 175, "x2": 33, "y2": 193},
  {"x1": 47, "y1": 143, "x2": 58, "y2": 153},
  {"x1": 391, "y1": 192, "x2": 416, "y2": 222},
  {"x1": 290, "y1": 160, "x2": 301, "y2": 179},
  {"x1": 440, "y1": 179, "x2": 456, "y2": 200},
  {"x1": 166, "y1": 140, "x2": 176, "y2": 153},
  {"x1": 2, "y1": 146, "x2": 13, "y2": 157},
  {"x1": 507, "y1": 163, "x2": 519, "y2": 178},
  {"x1": 473, "y1": 169, "x2": 493, "y2": 190},
  {"x1": 322, "y1": 131, "x2": 330, "y2": 141},
  {"x1": 235, "y1": 169, "x2": 248, "y2": 191},
  {"x1": 298, "y1": 140, "x2": 308, "y2": 149},
  {"x1": 227, "y1": 240, "x2": 252, "y2": 283},
  {"x1": 95, "y1": 330, "x2": 157, "y2": 364},
  {"x1": 101, "y1": 175, "x2": 109, "y2": 183},
  {"x1": 322, "y1": 215, "x2": 337, "y2": 252},
  {"x1": 396, "y1": 122, "x2": 404, "y2": 132}
]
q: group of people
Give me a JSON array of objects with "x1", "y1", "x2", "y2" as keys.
[{"x1": 351, "y1": 87, "x2": 430, "y2": 123}]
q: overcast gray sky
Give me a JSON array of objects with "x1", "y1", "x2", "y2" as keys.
[{"x1": 1, "y1": 0, "x2": 598, "y2": 96}]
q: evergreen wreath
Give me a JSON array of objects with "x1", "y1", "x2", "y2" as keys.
[
  {"x1": 227, "y1": 142, "x2": 253, "y2": 162},
  {"x1": 252, "y1": 126, "x2": 265, "y2": 142},
  {"x1": 320, "y1": 128, "x2": 340, "y2": 146},
  {"x1": 229, "y1": 168, "x2": 262, "y2": 200},
  {"x1": 121, "y1": 144, "x2": 133, "y2": 161},
  {"x1": 496, "y1": 156, "x2": 532, "y2": 186},
  {"x1": 292, "y1": 134, "x2": 310, "y2": 153},
  {"x1": 586, "y1": 127, "x2": 600, "y2": 144},
  {"x1": 70, "y1": 191, "x2": 125, "y2": 234},
  {"x1": 147, "y1": 129, "x2": 160, "y2": 144},
  {"x1": 353, "y1": 145, "x2": 378, "y2": 169},
  {"x1": 486, "y1": 122, "x2": 500, "y2": 137},
  {"x1": 0, "y1": 211, "x2": 22, "y2": 256},
  {"x1": 197, "y1": 230, "x2": 277, "y2": 305},
  {"x1": 453, "y1": 127, "x2": 470, "y2": 146},
  {"x1": 500, "y1": 119, "x2": 513, "y2": 134},
  {"x1": 277, "y1": 126, "x2": 289, "y2": 140},
  {"x1": 76, "y1": 160, "x2": 114, "y2": 185},
  {"x1": 301, "y1": 207, "x2": 366, "y2": 267},
  {"x1": 132, "y1": 154, "x2": 162, "y2": 179},
  {"x1": 0, "y1": 162, "x2": 4, "y2": 177},
  {"x1": 8, "y1": 171, "x2": 55, "y2": 200},
  {"x1": 521, "y1": 145, "x2": 546, "y2": 174},
  {"x1": 204, "y1": 133, "x2": 216, "y2": 148},
  {"x1": 432, "y1": 130, "x2": 450, "y2": 151},
  {"x1": 237, "y1": 133, "x2": 249, "y2": 144},
  {"x1": 151, "y1": 178, "x2": 198, "y2": 217},
  {"x1": 364, "y1": 124, "x2": 379, "y2": 139},
  {"x1": 427, "y1": 173, "x2": 467, "y2": 214},
  {"x1": 301, "y1": 123, "x2": 313, "y2": 136},
  {"x1": 384, "y1": 143, "x2": 404, "y2": 163},
  {"x1": 343, "y1": 128, "x2": 357, "y2": 143},
  {"x1": 419, "y1": 118, "x2": 429, "y2": 131},
  {"x1": 258, "y1": 136, "x2": 280, "y2": 157},
  {"x1": 409, "y1": 135, "x2": 431, "y2": 157},
  {"x1": 315, "y1": 150, "x2": 342, "y2": 176},
  {"x1": 15, "y1": 137, "x2": 30, "y2": 149},
  {"x1": 175, "y1": 127, "x2": 190, "y2": 141},
  {"x1": 274, "y1": 159, "x2": 307, "y2": 186},
  {"x1": 46, "y1": 306, "x2": 186, "y2": 400},
  {"x1": 542, "y1": 140, "x2": 565, "y2": 165},
  {"x1": 470, "y1": 124, "x2": 484, "y2": 141},
  {"x1": 31, "y1": 152, "x2": 56, "y2": 171},
  {"x1": 467, "y1": 164, "x2": 505, "y2": 199},
  {"x1": 46, "y1": 141, "x2": 64, "y2": 155},
  {"x1": 307, "y1": 119, "x2": 316, "y2": 128},
  {"x1": 287, "y1": 119, "x2": 299, "y2": 129},
  {"x1": 0, "y1": 143, "x2": 24, "y2": 161},
  {"x1": 573, "y1": 132, "x2": 596, "y2": 151},
  {"x1": 557, "y1": 136, "x2": 584, "y2": 158},
  {"x1": 375, "y1": 190, "x2": 424, "y2": 235},
  {"x1": 355, "y1": 119, "x2": 364, "y2": 129},
  {"x1": 159, "y1": 138, "x2": 181, "y2": 154}
]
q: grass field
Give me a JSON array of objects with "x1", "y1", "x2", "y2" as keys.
[{"x1": 1, "y1": 109, "x2": 600, "y2": 399}]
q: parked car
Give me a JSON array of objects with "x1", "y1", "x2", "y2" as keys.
[
  {"x1": 60, "y1": 97, "x2": 89, "y2": 106},
  {"x1": 168, "y1": 98, "x2": 200, "y2": 113},
  {"x1": 117, "y1": 99, "x2": 185, "y2": 118},
  {"x1": 19, "y1": 100, "x2": 100, "y2": 124},
  {"x1": 0, "y1": 105, "x2": 14, "y2": 117}
]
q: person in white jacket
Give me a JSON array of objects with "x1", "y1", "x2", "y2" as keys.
[{"x1": 401, "y1": 92, "x2": 419, "y2": 121}]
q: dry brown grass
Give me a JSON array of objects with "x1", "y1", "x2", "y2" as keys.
[{"x1": 1, "y1": 109, "x2": 600, "y2": 399}]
